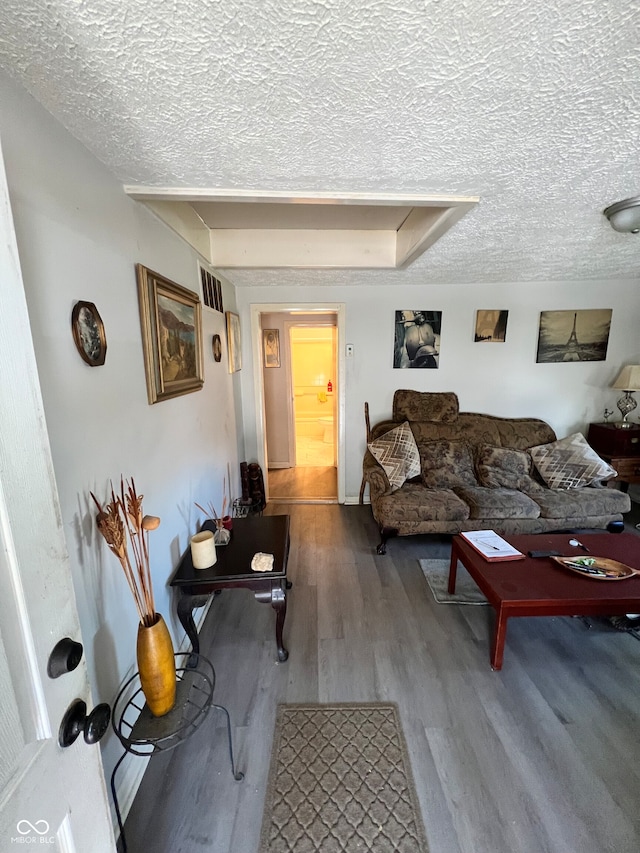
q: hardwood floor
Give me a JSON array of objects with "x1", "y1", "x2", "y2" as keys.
[
  {"x1": 268, "y1": 465, "x2": 337, "y2": 501},
  {"x1": 121, "y1": 504, "x2": 640, "y2": 853}
]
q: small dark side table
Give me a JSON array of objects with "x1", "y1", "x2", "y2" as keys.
[
  {"x1": 170, "y1": 514, "x2": 291, "y2": 662},
  {"x1": 587, "y1": 422, "x2": 640, "y2": 491}
]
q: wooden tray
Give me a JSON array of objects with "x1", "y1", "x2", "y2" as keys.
[{"x1": 551, "y1": 556, "x2": 638, "y2": 580}]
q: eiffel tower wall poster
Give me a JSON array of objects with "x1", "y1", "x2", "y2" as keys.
[{"x1": 536, "y1": 309, "x2": 612, "y2": 363}]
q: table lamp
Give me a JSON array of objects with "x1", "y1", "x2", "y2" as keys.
[{"x1": 611, "y1": 365, "x2": 640, "y2": 428}]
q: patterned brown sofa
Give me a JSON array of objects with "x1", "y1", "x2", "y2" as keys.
[{"x1": 362, "y1": 391, "x2": 630, "y2": 554}]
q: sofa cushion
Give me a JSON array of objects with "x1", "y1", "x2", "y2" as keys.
[
  {"x1": 524, "y1": 486, "x2": 630, "y2": 519},
  {"x1": 530, "y1": 433, "x2": 617, "y2": 489},
  {"x1": 454, "y1": 486, "x2": 541, "y2": 519},
  {"x1": 375, "y1": 483, "x2": 470, "y2": 526},
  {"x1": 421, "y1": 439, "x2": 478, "y2": 489},
  {"x1": 367, "y1": 421, "x2": 421, "y2": 491},
  {"x1": 476, "y1": 444, "x2": 545, "y2": 492},
  {"x1": 393, "y1": 390, "x2": 459, "y2": 423}
]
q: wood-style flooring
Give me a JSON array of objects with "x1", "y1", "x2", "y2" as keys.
[
  {"x1": 268, "y1": 465, "x2": 337, "y2": 502},
  {"x1": 121, "y1": 503, "x2": 640, "y2": 853}
]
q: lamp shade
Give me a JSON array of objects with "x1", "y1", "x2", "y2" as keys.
[
  {"x1": 612, "y1": 365, "x2": 640, "y2": 392},
  {"x1": 603, "y1": 196, "x2": 640, "y2": 233}
]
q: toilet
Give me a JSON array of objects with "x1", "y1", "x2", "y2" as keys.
[{"x1": 318, "y1": 416, "x2": 333, "y2": 443}]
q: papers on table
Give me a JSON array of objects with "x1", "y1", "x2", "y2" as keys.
[{"x1": 460, "y1": 530, "x2": 525, "y2": 562}]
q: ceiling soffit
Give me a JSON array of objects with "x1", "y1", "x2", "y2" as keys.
[{"x1": 124, "y1": 188, "x2": 479, "y2": 270}]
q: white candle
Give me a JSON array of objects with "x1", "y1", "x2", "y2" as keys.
[{"x1": 190, "y1": 531, "x2": 217, "y2": 569}]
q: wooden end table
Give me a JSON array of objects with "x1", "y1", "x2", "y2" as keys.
[
  {"x1": 587, "y1": 422, "x2": 640, "y2": 490},
  {"x1": 449, "y1": 532, "x2": 640, "y2": 670},
  {"x1": 170, "y1": 514, "x2": 291, "y2": 662}
]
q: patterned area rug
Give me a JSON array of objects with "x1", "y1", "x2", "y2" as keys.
[
  {"x1": 259, "y1": 703, "x2": 429, "y2": 853},
  {"x1": 419, "y1": 559, "x2": 488, "y2": 604}
]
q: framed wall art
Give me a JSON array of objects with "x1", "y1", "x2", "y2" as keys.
[
  {"x1": 136, "y1": 264, "x2": 204, "y2": 404},
  {"x1": 71, "y1": 300, "x2": 107, "y2": 366},
  {"x1": 212, "y1": 334, "x2": 222, "y2": 363},
  {"x1": 536, "y1": 309, "x2": 612, "y2": 363},
  {"x1": 263, "y1": 329, "x2": 280, "y2": 368},
  {"x1": 393, "y1": 310, "x2": 441, "y2": 368},
  {"x1": 226, "y1": 311, "x2": 242, "y2": 373},
  {"x1": 474, "y1": 310, "x2": 508, "y2": 342}
]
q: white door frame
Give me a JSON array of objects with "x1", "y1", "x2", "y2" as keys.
[{"x1": 250, "y1": 303, "x2": 346, "y2": 504}]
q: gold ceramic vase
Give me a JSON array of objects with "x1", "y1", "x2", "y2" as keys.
[{"x1": 136, "y1": 613, "x2": 176, "y2": 717}]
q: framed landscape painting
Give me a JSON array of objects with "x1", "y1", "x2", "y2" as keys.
[
  {"x1": 536, "y1": 309, "x2": 612, "y2": 363},
  {"x1": 136, "y1": 264, "x2": 204, "y2": 403}
]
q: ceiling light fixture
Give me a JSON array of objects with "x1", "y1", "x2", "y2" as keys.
[{"x1": 603, "y1": 196, "x2": 640, "y2": 233}]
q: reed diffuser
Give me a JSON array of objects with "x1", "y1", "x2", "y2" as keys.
[{"x1": 195, "y1": 466, "x2": 234, "y2": 543}]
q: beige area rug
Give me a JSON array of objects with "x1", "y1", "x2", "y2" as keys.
[
  {"x1": 259, "y1": 703, "x2": 429, "y2": 853},
  {"x1": 419, "y1": 559, "x2": 488, "y2": 605}
]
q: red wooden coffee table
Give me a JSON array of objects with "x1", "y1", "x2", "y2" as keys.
[{"x1": 448, "y1": 532, "x2": 640, "y2": 670}]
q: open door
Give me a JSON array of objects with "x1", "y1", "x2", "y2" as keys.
[{"x1": 0, "y1": 138, "x2": 115, "y2": 850}]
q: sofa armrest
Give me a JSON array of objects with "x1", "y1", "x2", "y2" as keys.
[{"x1": 363, "y1": 450, "x2": 393, "y2": 497}]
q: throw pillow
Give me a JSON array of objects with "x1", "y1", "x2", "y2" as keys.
[
  {"x1": 421, "y1": 439, "x2": 478, "y2": 489},
  {"x1": 529, "y1": 432, "x2": 617, "y2": 490},
  {"x1": 367, "y1": 421, "x2": 421, "y2": 491},
  {"x1": 476, "y1": 444, "x2": 543, "y2": 492}
]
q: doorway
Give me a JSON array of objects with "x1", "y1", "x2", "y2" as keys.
[
  {"x1": 290, "y1": 325, "x2": 336, "y2": 469},
  {"x1": 258, "y1": 309, "x2": 341, "y2": 503}
]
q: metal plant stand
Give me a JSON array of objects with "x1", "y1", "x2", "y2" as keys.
[{"x1": 110, "y1": 653, "x2": 243, "y2": 852}]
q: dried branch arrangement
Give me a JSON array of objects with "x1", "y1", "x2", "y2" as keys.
[{"x1": 91, "y1": 478, "x2": 160, "y2": 627}]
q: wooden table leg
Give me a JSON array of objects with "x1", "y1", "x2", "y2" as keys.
[
  {"x1": 490, "y1": 606, "x2": 508, "y2": 671},
  {"x1": 255, "y1": 582, "x2": 289, "y2": 662},
  {"x1": 177, "y1": 594, "x2": 200, "y2": 655},
  {"x1": 448, "y1": 547, "x2": 459, "y2": 594},
  {"x1": 272, "y1": 585, "x2": 289, "y2": 662}
]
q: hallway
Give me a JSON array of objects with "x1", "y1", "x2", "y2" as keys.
[{"x1": 268, "y1": 437, "x2": 336, "y2": 501}]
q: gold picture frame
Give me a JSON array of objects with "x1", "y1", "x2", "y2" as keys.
[
  {"x1": 262, "y1": 328, "x2": 280, "y2": 368},
  {"x1": 226, "y1": 311, "x2": 242, "y2": 373},
  {"x1": 136, "y1": 264, "x2": 204, "y2": 404},
  {"x1": 71, "y1": 300, "x2": 107, "y2": 366}
]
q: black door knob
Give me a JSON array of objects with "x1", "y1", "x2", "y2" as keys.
[
  {"x1": 58, "y1": 699, "x2": 111, "y2": 747},
  {"x1": 47, "y1": 638, "x2": 83, "y2": 678}
]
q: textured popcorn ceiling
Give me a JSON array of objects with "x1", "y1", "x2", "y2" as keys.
[{"x1": 0, "y1": 0, "x2": 639, "y2": 286}]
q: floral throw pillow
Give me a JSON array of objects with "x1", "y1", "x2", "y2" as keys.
[
  {"x1": 367, "y1": 421, "x2": 421, "y2": 491},
  {"x1": 476, "y1": 444, "x2": 543, "y2": 491},
  {"x1": 530, "y1": 432, "x2": 617, "y2": 490}
]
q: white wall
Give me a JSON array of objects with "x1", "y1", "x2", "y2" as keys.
[
  {"x1": 0, "y1": 72, "x2": 241, "y2": 820},
  {"x1": 238, "y1": 281, "x2": 640, "y2": 501}
]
